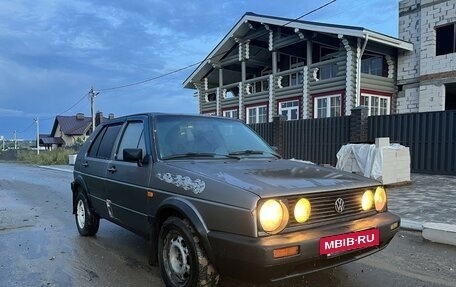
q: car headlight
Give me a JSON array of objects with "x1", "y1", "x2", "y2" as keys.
[
  {"x1": 294, "y1": 198, "x2": 311, "y2": 223},
  {"x1": 259, "y1": 199, "x2": 289, "y2": 234},
  {"x1": 361, "y1": 190, "x2": 374, "y2": 211},
  {"x1": 374, "y1": 186, "x2": 387, "y2": 212}
]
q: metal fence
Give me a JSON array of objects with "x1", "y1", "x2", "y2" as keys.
[
  {"x1": 249, "y1": 122, "x2": 274, "y2": 145},
  {"x1": 368, "y1": 111, "x2": 456, "y2": 175},
  {"x1": 281, "y1": 117, "x2": 351, "y2": 165},
  {"x1": 249, "y1": 110, "x2": 456, "y2": 175},
  {"x1": 249, "y1": 116, "x2": 350, "y2": 166}
]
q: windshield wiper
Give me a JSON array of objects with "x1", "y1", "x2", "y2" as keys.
[
  {"x1": 162, "y1": 152, "x2": 240, "y2": 160},
  {"x1": 162, "y1": 152, "x2": 214, "y2": 160},
  {"x1": 229, "y1": 150, "x2": 281, "y2": 158}
]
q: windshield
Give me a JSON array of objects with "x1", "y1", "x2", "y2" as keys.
[{"x1": 155, "y1": 115, "x2": 276, "y2": 160}]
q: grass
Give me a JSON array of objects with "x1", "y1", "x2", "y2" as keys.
[{"x1": 17, "y1": 148, "x2": 77, "y2": 165}]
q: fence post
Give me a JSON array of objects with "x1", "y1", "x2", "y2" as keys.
[
  {"x1": 273, "y1": 115, "x2": 286, "y2": 156},
  {"x1": 350, "y1": 106, "x2": 369, "y2": 143}
]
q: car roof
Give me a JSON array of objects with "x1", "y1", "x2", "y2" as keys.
[{"x1": 99, "y1": 113, "x2": 237, "y2": 125}]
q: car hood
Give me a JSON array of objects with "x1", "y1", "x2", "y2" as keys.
[{"x1": 163, "y1": 159, "x2": 379, "y2": 198}]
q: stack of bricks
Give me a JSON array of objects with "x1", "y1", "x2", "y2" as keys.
[{"x1": 376, "y1": 137, "x2": 411, "y2": 185}]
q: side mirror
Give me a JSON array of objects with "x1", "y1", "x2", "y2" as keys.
[{"x1": 123, "y1": 148, "x2": 144, "y2": 166}]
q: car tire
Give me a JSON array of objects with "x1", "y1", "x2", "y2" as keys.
[
  {"x1": 75, "y1": 192, "x2": 100, "y2": 236},
  {"x1": 158, "y1": 217, "x2": 219, "y2": 287}
]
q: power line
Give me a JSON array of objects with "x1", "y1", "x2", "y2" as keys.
[
  {"x1": 98, "y1": 63, "x2": 201, "y2": 92},
  {"x1": 41, "y1": 92, "x2": 89, "y2": 121},
  {"x1": 18, "y1": 121, "x2": 35, "y2": 134},
  {"x1": 15, "y1": 92, "x2": 89, "y2": 135},
  {"x1": 98, "y1": 0, "x2": 337, "y2": 92}
]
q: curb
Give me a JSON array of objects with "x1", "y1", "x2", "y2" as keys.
[
  {"x1": 422, "y1": 222, "x2": 456, "y2": 246},
  {"x1": 38, "y1": 165, "x2": 73, "y2": 173},
  {"x1": 401, "y1": 219, "x2": 456, "y2": 247},
  {"x1": 400, "y1": 219, "x2": 423, "y2": 231}
]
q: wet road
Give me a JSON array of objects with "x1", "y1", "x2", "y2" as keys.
[{"x1": 0, "y1": 163, "x2": 455, "y2": 287}]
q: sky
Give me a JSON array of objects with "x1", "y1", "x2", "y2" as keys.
[{"x1": 0, "y1": 0, "x2": 400, "y2": 140}]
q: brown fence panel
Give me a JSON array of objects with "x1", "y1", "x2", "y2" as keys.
[
  {"x1": 282, "y1": 116, "x2": 351, "y2": 165},
  {"x1": 249, "y1": 122, "x2": 274, "y2": 146},
  {"x1": 368, "y1": 111, "x2": 456, "y2": 174},
  {"x1": 249, "y1": 111, "x2": 455, "y2": 175}
]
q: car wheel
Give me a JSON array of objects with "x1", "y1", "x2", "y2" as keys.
[
  {"x1": 75, "y1": 192, "x2": 100, "y2": 236},
  {"x1": 158, "y1": 217, "x2": 219, "y2": 287}
]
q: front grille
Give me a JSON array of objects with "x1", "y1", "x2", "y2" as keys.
[{"x1": 286, "y1": 188, "x2": 376, "y2": 228}]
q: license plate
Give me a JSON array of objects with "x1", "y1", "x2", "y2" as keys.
[{"x1": 319, "y1": 228, "x2": 380, "y2": 255}]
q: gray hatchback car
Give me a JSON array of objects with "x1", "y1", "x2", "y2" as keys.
[{"x1": 71, "y1": 113, "x2": 400, "y2": 287}]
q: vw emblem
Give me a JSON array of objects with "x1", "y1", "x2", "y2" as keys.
[{"x1": 334, "y1": 198, "x2": 345, "y2": 214}]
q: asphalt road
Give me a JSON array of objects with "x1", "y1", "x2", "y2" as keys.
[{"x1": 0, "y1": 163, "x2": 455, "y2": 287}]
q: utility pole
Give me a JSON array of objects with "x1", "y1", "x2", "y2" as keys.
[
  {"x1": 89, "y1": 86, "x2": 99, "y2": 133},
  {"x1": 34, "y1": 117, "x2": 40, "y2": 155},
  {"x1": 13, "y1": 130, "x2": 17, "y2": 149}
]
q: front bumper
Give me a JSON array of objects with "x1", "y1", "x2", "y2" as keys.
[{"x1": 208, "y1": 212, "x2": 400, "y2": 282}]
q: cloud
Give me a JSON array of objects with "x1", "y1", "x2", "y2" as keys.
[
  {"x1": 0, "y1": 0, "x2": 400, "y2": 139},
  {"x1": 0, "y1": 108, "x2": 36, "y2": 118}
]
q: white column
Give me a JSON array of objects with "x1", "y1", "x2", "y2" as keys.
[
  {"x1": 238, "y1": 82, "x2": 244, "y2": 121},
  {"x1": 341, "y1": 37, "x2": 355, "y2": 116},
  {"x1": 302, "y1": 66, "x2": 309, "y2": 119},
  {"x1": 193, "y1": 83, "x2": 202, "y2": 114},
  {"x1": 269, "y1": 74, "x2": 274, "y2": 122},
  {"x1": 218, "y1": 68, "x2": 223, "y2": 116},
  {"x1": 216, "y1": 88, "x2": 221, "y2": 116},
  {"x1": 355, "y1": 38, "x2": 362, "y2": 107}
]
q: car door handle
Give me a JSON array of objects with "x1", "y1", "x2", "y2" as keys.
[
  {"x1": 82, "y1": 161, "x2": 89, "y2": 167},
  {"x1": 107, "y1": 166, "x2": 117, "y2": 173}
]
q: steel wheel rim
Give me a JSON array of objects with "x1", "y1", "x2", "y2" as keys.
[
  {"x1": 163, "y1": 232, "x2": 191, "y2": 285},
  {"x1": 77, "y1": 200, "x2": 85, "y2": 228}
]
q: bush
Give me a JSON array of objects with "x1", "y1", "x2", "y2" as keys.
[{"x1": 17, "y1": 148, "x2": 77, "y2": 165}]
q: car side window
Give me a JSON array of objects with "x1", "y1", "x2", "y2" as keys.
[
  {"x1": 116, "y1": 121, "x2": 146, "y2": 161},
  {"x1": 87, "y1": 127, "x2": 107, "y2": 158},
  {"x1": 87, "y1": 124, "x2": 122, "y2": 159}
]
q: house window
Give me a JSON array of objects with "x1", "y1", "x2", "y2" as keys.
[
  {"x1": 436, "y1": 23, "x2": 456, "y2": 56},
  {"x1": 361, "y1": 93, "x2": 390, "y2": 116},
  {"x1": 320, "y1": 63, "x2": 338, "y2": 80},
  {"x1": 247, "y1": 105, "x2": 267, "y2": 124},
  {"x1": 206, "y1": 93, "x2": 216, "y2": 102},
  {"x1": 445, "y1": 83, "x2": 456, "y2": 110},
  {"x1": 314, "y1": 95, "x2": 341, "y2": 118},
  {"x1": 279, "y1": 100, "x2": 299, "y2": 120},
  {"x1": 223, "y1": 109, "x2": 238, "y2": 119},
  {"x1": 289, "y1": 56, "x2": 305, "y2": 86},
  {"x1": 361, "y1": 55, "x2": 385, "y2": 77}
]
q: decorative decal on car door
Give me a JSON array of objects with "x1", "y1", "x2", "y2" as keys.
[{"x1": 156, "y1": 173, "x2": 206, "y2": 194}]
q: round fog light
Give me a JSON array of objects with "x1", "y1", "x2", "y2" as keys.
[
  {"x1": 294, "y1": 198, "x2": 311, "y2": 223},
  {"x1": 361, "y1": 190, "x2": 374, "y2": 211},
  {"x1": 374, "y1": 186, "x2": 387, "y2": 212}
]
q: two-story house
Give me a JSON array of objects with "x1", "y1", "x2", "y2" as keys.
[{"x1": 184, "y1": 12, "x2": 413, "y2": 123}]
